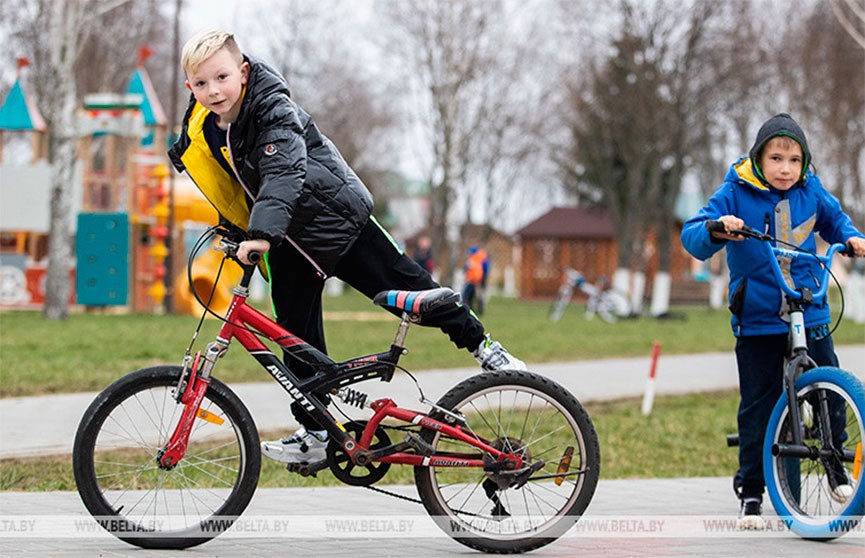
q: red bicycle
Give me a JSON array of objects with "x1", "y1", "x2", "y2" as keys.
[{"x1": 72, "y1": 228, "x2": 600, "y2": 554}]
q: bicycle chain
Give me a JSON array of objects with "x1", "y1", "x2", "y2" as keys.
[
  {"x1": 363, "y1": 484, "x2": 424, "y2": 505},
  {"x1": 345, "y1": 420, "x2": 489, "y2": 518},
  {"x1": 361, "y1": 424, "x2": 425, "y2": 506},
  {"x1": 362, "y1": 484, "x2": 488, "y2": 520}
]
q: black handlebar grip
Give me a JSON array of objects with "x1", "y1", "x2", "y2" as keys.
[
  {"x1": 705, "y1": 220, "x2": 726, "y2": 234},
  {"x1": 248, "y1": 251, "x2": 262, "y2": 264}
]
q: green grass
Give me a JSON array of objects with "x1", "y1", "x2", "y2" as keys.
[
  {"x1": 2, "y1": 288, "x2": 862, "y2": 398},
  {"x1": 0, "y1": 390, "x2": 740, "y2": 491},
  {"x1": 0, "y1": 290, "x2": 859, "y2": 490}
]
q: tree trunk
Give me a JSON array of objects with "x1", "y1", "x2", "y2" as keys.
[
  {"x1": 43, "y1": 1, "x2": 83, "y2": 320},
  {"x1": 43, "y1": 127, "x2": 76, "y2": 319}
]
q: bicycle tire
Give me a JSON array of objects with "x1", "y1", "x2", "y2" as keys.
[
  {"x1": 596, "y1": 290, "x2": 631, "y2": 323},
  {"x1": 549, "y1": 286, "x2": 573, "y2": 322},
  {"x1": 763, "y1": 367, "x2": 865, "y2": 540},
  {"x1": 72, "y1": 366, "x2": 261, "y2": 549},
  {"x1": 414, "y1": 370, "x2": 600, "y2": 554}
]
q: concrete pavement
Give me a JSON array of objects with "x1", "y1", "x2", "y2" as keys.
[
  {"x1": 1, "y1": 478, "x2": 863, "y2": 557},
  {"x1": 1, "y1": 346, "x2": 864, "y2": 556},
  {"x1": 1, "y1": 346, "x2": 863, "y2": 458}
]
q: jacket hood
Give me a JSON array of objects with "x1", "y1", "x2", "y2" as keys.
[
  {"x1": 748, "y1": 113, "x2": 811, "y2": 184},
  {"x1": 729, "y1": 156, "x2": 814, "y2": 193}
]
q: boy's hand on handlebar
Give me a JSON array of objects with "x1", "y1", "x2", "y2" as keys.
[
  {"x1": 708, "y1": 215, "x2": 747, "y2": 241},
  {"x1": 846, "y1": 237, "x2": 865, "y2": 258},
  {"x1": 237, "y1": 239, "x2": 270, "y2": 265}
]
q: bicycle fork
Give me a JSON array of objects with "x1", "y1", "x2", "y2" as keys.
[
  {"x1": 158, "y1": 341, "x2": 226, "y2": 469},
  {"x1": 771, "y1": 304, "x2": 843, "y2": 462}
]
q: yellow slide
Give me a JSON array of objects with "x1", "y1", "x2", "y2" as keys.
[{"x1": 172, "y1": 243, "x2": 243, "y2": 316}]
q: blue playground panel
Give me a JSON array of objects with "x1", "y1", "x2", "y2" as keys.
[{"x1": 76, "y1": 213, "x2": 129, "y2": 305}]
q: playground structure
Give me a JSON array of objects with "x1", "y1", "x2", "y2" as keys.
[{"x1": 0, "y1": 49, "x2": 229, "y2": 314}]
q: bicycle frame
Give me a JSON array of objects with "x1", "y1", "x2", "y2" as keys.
[{"x1": 159, "y1": 257, "x2": 526, "y2": 473}]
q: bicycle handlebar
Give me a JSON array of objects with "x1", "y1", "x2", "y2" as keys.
[
  {"x1": 704, "y1": 219, "x2": 850, "y2": 304},
  {"x1": 215, "y1": 231, "x2": 262, "y2": 266}
]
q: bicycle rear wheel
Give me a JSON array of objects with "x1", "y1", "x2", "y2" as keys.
[
  {"x1": 764, "y1": 367, "x2": 865, "y2": 540},
  {"x1": 596, "y1": 290, "x2": 631, "y2": 323},
  {"x1": 414, "y1": 370, "x2": 600, "y2": 554},
  {"x1": 72, "y1": 366, "x2": 261, "y2": 549}
]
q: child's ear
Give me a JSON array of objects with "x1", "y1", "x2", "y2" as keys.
[
  {"x1": 240, "y1": 61, "x2": 250, "y2": 84},
  {"x1": 184, "y1": 80, "x2": 192, "y2": 91}
]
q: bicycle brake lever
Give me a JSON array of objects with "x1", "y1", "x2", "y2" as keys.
[
  {"x1": 729, "y1": 225, "x2": 771, "y2": 241},
  {"x1": 215, "y1": 237, "x2": 239, "y2": 257},
  {"x1": 706, "y1": 220, "x2": 762, "y2": 240}
]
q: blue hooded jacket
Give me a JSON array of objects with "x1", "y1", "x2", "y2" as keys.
[{"x1": 680, "y1": 156, "x2": 863, "y2": 337}]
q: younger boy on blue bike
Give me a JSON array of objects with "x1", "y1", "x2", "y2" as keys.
[{"x1": 681, "y1": 113, "x2": 865, "y2": 529}]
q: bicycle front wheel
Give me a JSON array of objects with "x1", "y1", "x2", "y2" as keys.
[
  {"x1": 414, "y1": 370, "x2": 600, "y2": 554},
  {"x1": 764, "y1": 367, "x2": 865, "y2": 540},
  {"x1": 72, "y1": 366, "x2": 261, "y2": 549},
  {"x1": 549, "y1": 287, "x2": 573, "y2": 322}
]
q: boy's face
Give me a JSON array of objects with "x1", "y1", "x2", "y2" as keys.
[
  {"x1": 759, "y1": 137, "x2": 803, "y2": 191},
  {"x1": 185, "y1": 48, "x2": 249, "y2": 126}
]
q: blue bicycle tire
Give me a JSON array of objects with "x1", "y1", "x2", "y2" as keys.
[{"x1": 763, "y1": 367, "x2": 865, "y2": 540}]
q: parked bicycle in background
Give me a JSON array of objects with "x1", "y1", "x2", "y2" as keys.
[{"x1": 549, "y1": 268, "x2": 632, "y2": 323}]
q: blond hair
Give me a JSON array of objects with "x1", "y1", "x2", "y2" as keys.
[{"x1": 181, "y1": 29, "x2": 243, "y2": 75}]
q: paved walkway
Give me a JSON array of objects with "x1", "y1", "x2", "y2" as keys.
[
  {"x1": 1, "y1": 346, "x2": 863, "y2": 458},
  {"x1": 1, "y1": 478, "x2": 863, "y2": 556},
  {"x1": 1, "y1": 347, "x2": 864, "y2": 556}
]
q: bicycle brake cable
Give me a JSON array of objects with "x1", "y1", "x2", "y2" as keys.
[
  {"x1": 769, "y1": 236, "x2": 846, "y2": 336},
  {"x1": 182, "y1": 226, "x2": 225, "y2": 358},
  {"x1": 182, "y1": 227, "x2": 270, "y2": 355}
]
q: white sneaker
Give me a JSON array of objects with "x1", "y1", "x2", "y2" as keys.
[
  {"x1": 827, "y1": 462, "x2": 854, "y2": 503},
  {"x1": 737, "y1": 498, "x2": 765, "y2": 530},
  {"x1": 261, "y1": 427, "x2": 327, "y2": 464},
  {"x1": 830, "y1": 483, "x2": 853, "y2": 504},
  {"x1": 473, "y1": 334, "x2": 527, "y2": 372}
]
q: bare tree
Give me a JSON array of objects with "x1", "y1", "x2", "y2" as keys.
[
  {"x1": 459, "y1": 7, "x2": 557, "y2": 247},
  {"x1": 379, "y1": 0, "x2": 551, "y2": 282},
  {"x1": 789, "y1": 1, "x2": 865, "y2": 224},
  {"x1": 4, "y1": 0, "x2": 139, "y2": 319},
  {"x1": 557, "y1": 0, "x2": 768, "y2": 314},
  {"x1": 376, "y1": 0, "x2": 494, "y2": 282},
  {"x1": 827, "y1": 0, "x2": 865, "y2": 49},
  {"x1": 560, "y1": 4, "x2": 670, "y2": 308},
  {"x1": 237, "y1": 0, "x2": 400, "y2": 224}
]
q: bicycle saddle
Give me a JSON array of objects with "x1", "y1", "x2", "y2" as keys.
[{"x1": 373, "y1": 287, "x2": 461, "y2": 315}]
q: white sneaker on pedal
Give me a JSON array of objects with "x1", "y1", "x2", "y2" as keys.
[
  {"x1": 473, "y1": 334, "x2": 527, "y2": 372},
  {"x1": 261, "y1": 427, "x2": 327, "y2": 464},
  {"x1": 827, "y1": 461, "x2": 854, "y2": 503}
]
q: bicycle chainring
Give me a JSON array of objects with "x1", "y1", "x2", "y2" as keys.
[{"x1": 327, "y1": 420, "x2": 392, "y2": 486}]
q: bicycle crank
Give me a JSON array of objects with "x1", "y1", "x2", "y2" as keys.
[{"x1": 326, "y1": 420, "x2": 392, "y2": 486}]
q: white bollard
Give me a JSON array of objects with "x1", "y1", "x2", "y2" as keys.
[{"x1": 641, "y1": 342, "x2": 661, "y2": 416}]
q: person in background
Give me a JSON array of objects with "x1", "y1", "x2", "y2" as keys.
[
  {"x1": 412, "y1": 235, "x2": 435, "y2": 275},
  {"x1": 462, "y1": 245, "x2": 489, "y2": 315}
]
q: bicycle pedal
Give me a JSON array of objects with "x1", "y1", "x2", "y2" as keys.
[
  {"x1": 286, "y1": 458, "x2": 329, "y2": 477},
  {"x1": 405, "y1": 432, "x2": 435, "y2": 456}
]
